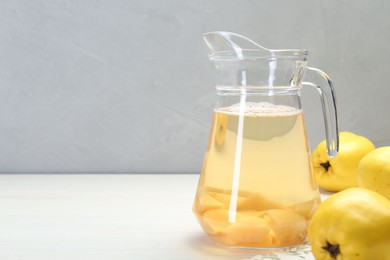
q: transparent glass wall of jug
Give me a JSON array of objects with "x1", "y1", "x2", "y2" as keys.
[{"x1": 193, "y1": 32, "x2": 339, "y2": 249}]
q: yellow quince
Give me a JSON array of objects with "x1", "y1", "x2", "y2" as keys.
[
  {"x1": 311, "y1": 132, "x2": 375, "y2": 192},
  {"x1": 358, "y1": 146, "x2": 390, "y2": 200},
  {"x1": 308, "y1": 187, "x2": 390, "y2": 260}
]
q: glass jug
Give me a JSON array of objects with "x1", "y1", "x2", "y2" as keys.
[{"x1": 193, "y1": 31, "x2": 339, "y2": 249}]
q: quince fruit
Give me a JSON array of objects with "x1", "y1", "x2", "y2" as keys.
[
  {"x1": 308, "y1": 187, "x2": 390, "y2": 260},
  {"x1": 311, "y1": 132, "x2": 375, "y2": 192},
  {"x1": 358, "y1": 146, "x2": 390, "y2": 200}
]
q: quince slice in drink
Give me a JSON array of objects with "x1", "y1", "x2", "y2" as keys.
[
  {"x1": 237, "y1": 210, "x2": 267, "y2": 218},
  {"x1": 196, "y1": 192, "x2": 224, "y2": 214},
  {"x1": 210, "y1": 191, "x2": 246, "y2": 208},
  {"x1": 264, "y1": 209, "x2": 307, "y2": 247},
  {"x1": 214, "y1": 113, "x2": 228, "y2": 147},
  {"x1": 201, "y1": 209, "x2": 232, "y2": 235},
  {"x1": 290, "y1": 198, "x2": 320, "y2": 219},
  {"x1": 237, "y1": 192, "x2": 285, "y2": 211},
  {"x1": 223, "y1": 216, "x2": 274, "y2": 247}
]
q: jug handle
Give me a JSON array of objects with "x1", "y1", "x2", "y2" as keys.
[{"x1": 302, "y1": 67, "x2": 339, "y2": 158}]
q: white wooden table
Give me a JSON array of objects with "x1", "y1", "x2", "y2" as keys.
[{"x1": 0, "y1": 174, "x2": 330, "y2": 260}]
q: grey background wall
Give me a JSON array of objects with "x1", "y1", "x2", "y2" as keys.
[{"x1": 0, "y1": 0, "x2": 390, "y2": 173}]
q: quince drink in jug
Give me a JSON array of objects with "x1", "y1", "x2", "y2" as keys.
[
  {"x1": 193, "y1": 31, "x2": 339, "y2": 249},
  {"x1": 193, "y1": 102, "x2": 320, "y2": 248}
]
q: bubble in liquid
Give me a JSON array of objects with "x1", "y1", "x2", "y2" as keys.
[{"x1": 215, "y1": 102, "x2": 301, "y2": 117}]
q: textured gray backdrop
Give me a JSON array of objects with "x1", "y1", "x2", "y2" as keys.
[{"x1": 1, "y1": 0, "x2": 390, "y2": 173}]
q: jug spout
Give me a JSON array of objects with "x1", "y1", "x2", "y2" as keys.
[
  {"x1": 203, "y1": 31, "x2": 308, "y2": 88},
  {"x1": 203, "y1": 31, "x2": 269, "y2": 58},
  {"x1": 203, "y1": 31, "x2": 308, "y2": 61}
]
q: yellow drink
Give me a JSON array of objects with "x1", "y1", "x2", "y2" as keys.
[{"x1": 193, "y1": 102, "x2": 321, "y2": 248}]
